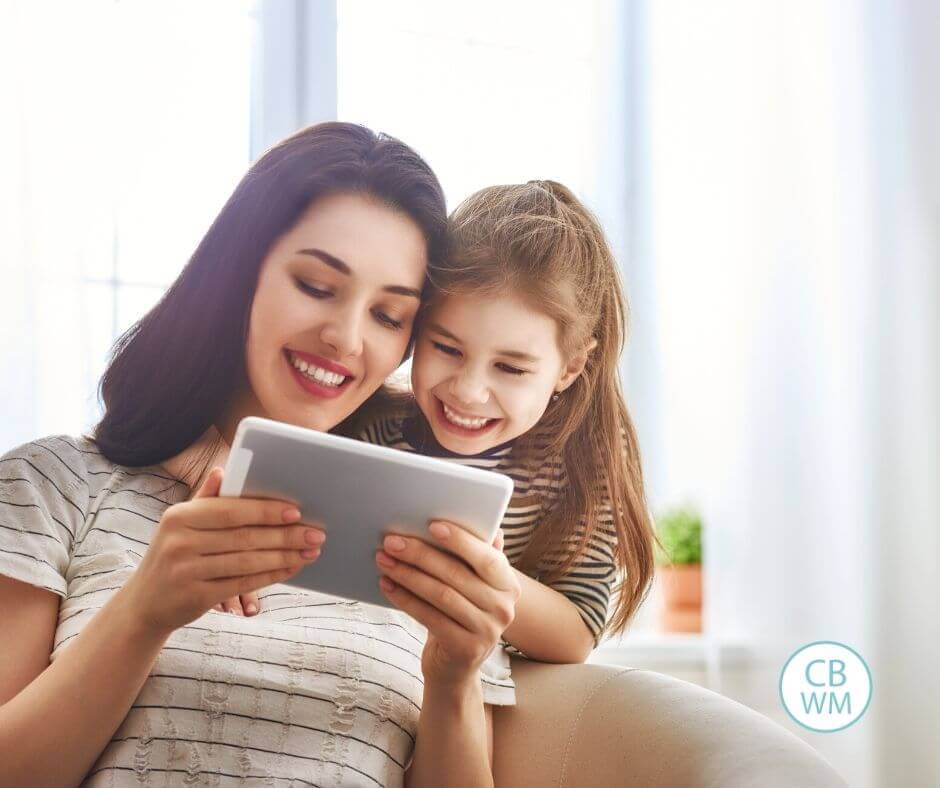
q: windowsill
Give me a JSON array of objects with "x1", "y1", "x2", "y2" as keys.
[{"x1": 588, "y1": 632, "x2": 752, "y2": 670}]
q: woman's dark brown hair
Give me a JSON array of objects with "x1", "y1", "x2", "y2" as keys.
[{"x1": 93, "y1": 122, "x2": 446, "y2": 469}]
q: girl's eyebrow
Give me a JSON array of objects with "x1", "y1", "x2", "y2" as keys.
[
  {"x1": 297, "y1": 248, "x2": 421, "y2": 299},
  {"x1": 428, "y1": 322, "x2": 540, "y2": 363}
]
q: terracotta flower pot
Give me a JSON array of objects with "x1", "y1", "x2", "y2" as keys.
[{"x1": 657, "y1": 564, "x2": 703, "y2": 633}]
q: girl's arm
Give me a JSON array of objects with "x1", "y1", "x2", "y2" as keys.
[{"x1": 501, "y1": 568, "x2": 596, "y2": 663}]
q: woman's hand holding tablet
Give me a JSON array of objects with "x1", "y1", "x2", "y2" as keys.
[
  {"x1": 219, "y1": 417, "x2": 514, "y2": 609},
  {"x1": 375, "y1": 521, "x2": 519, "y2": 687}
]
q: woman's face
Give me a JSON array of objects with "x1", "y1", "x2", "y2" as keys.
[{"x1": 228, "y1": 192, "x2": 428, "y2": 438}]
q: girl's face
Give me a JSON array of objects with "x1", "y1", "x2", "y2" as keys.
[
  {"x1": 227, "y1": 192, "x2": 427, "y2": 439},
  {"x1": 411, "y1": 292, "x2": 585, "y2": 455}
]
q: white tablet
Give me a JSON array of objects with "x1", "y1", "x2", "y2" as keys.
[{"x1": 219, "y1": 416, "x2": 514, "y2": 609}]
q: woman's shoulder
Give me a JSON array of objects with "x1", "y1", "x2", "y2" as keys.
[
  {"x1": 1, "y1": 433, "x2": 102, "y2": 482},
  {"x1": 1, "y1": 432, "x2": 184, "y2": 501}
]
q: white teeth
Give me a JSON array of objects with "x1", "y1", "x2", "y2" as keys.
[
  {"x1": 289, "y1": 353, "x2": 346, "y2": 387},
  {"x1": 442, "y1": 402, "x2": 492, "y2": 430}
]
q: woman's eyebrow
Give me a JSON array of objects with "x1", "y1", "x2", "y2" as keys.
[
  {"x1": 297, "y1": 248, "x2": 421, "y2": 299},
  {"x1": 428, "y1": 322, "x2": 540, "y2": 363}
]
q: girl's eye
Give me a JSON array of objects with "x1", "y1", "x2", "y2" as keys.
[
  {"x1": 296, "y1": 280, "x2": 332, "y2": 299},
  {"x1": 432, "y1": 341, "x2": 462, "y2": 357},
  {"x1": 496, "y1": 363, "x2": 528, "y2": 376},
  {"x1": 373, "y1": 310, "x2": 404, "y2": 330}
]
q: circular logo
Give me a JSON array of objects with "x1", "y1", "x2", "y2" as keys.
[{"x1": 779, "y1": 641, "x2": 872, "y2": 732}]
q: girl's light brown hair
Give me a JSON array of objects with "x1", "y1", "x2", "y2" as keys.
[{"x1": 431, "y1": 180, "x2": 656, "y2": 639}]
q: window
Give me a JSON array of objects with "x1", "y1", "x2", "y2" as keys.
[{"x1": 3, "y1": 1, "x2": 256, "y2": 443}]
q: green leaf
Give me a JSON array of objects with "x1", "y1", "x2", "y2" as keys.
[{"x1": 654, "y1": 507, "x2": 702, "y2": 565}]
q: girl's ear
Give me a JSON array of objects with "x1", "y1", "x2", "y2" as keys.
[{"x1": 555, "y1": 338, "x2": 598, "y2": 393}]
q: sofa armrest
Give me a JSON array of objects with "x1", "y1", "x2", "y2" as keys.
[{"x1": 491, "y1": 658, "x2": 847, "y2": 787}]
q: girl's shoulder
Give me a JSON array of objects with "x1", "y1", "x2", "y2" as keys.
[{"x1": 356, "y1": 390, "x2": 418, "y2": 446}]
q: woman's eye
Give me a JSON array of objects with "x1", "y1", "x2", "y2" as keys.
[
  {"x1": 374, "y1": 310, "x2": 404, "y2": 330},
  {"x1": 432, "y1": 341, "x2": 461, "y2": 357},
  {"x1": 296, "y1": 280, "x2": 332, "y2": 299},
  {"x1": 497, "y1": 363, "x2": 528, "y2": 376}
]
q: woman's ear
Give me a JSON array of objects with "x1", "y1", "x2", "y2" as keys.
[{"x1": 555, "y1": 338, "x2": 598, "y2": 393}]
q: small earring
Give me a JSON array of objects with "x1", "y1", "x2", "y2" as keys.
[{"x1": 551, "y1": 392, "x2": 560, "y2": 402}]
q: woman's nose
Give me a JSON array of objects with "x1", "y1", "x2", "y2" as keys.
[
  {"x1": 319, "y1": 308, "x2": 364, "y2": 358},
  {"x1": 449, "y1": 369, "x2": 490, "y2": 405}
]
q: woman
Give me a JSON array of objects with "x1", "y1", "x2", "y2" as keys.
[{"x1": 0, "y1": 122, "x2": 520, "y2": 787}]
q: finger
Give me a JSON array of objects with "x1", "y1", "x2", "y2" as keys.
[
  {"x1": 195, "y1": 547, "x2": 321, "y2": 581},
  {"x1": 210, "y1": 562, "x2": 309, "y2": 599},
  {"x1": 493, "y1": 529, "x2": 504, "y2": 551},
  {"x1": 376, "y1": 554, "x2": 486, "y2": 634},
  {"x1": 193, "y1": 522, "x2": 326, "y2": 555},
  {"x1": 220, "y1": 597, "x2": 243, "y2": 614},
  {"x1": 194, "y1": 467, "x2": 223, "y2": 500},
  {"x1": 426, "y1": 521, "x2": 515, "y2": 591},
  {"x1": 378, "y1": 536, "x2": 501, "y2": 613},
  {"x1": 379, "y1": 576, "x2": 477, "y2": 649},
  {"x1": 178, "y1": 497, "x2": 304, "y2": 531},
  {"x1": 241, "y1": 591, "x2": 260, "y2": 615},
  {"x1": 213, "y1": 603, "x2": 224, "y2": 612}
]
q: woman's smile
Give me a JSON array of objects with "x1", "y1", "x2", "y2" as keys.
[{"x1": 284, "y1": 349, "x2": 355, "y2": 400}]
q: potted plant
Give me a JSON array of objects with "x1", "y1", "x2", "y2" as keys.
[{"x1": 654, "y1": 507, "x2": 703, "y2": 634}]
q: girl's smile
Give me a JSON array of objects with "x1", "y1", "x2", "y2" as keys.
[{"x1": 432, "y1": 395, "x2": 503, "y2": 437}]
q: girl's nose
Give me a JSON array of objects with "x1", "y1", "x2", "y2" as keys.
[{"x1": 449, "y1": 369, "x2": 490, "y2": 405}]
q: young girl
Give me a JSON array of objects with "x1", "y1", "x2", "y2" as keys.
[{"x1": 231, "y1": 179, "x2": 657, "y2": 671}]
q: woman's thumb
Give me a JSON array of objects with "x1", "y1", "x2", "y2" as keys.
[{"x1": 194, "y1": 467, "x2": 223, "y2": 499}]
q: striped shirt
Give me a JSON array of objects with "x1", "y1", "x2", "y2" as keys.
[
  {"x1": 0, "y1": 434, "x2": 514, "y2": 788},
  {"x1": 358, "y1": 411, "x2": 619, "y2": 652}
]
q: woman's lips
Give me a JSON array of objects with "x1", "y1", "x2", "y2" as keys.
[
  {"x1": 433, "y1": 396, "x2": 501, "y2": 438},
  {"x1": 286, "y1": 348, "x2": 354, "y2": 377},
  {"x1": 285, "y1": 350, "x2": 352, "y2": 400}
]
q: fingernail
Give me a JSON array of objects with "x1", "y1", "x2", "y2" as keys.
[
  {"x1": 301, "y1": 548, "x2": 320, "y2": 559},
  {"x1": 384, "y1": 535, "x2": 406, "y2": 552},
  {"x1": 379, "y1": 576, "x2": 396, "y2": 592},
  {"x1": 429, "y1": 522, "x2": 449, "y2": 539},
  {"x1": 376, "y1": 551, "x2": 396, "y2": 568},
  {"x1": 245, "y1": 603, "x2": 258, "y2": 615},
  {"x1": 283, "y1": 508, "x2": 302, "y2": 522},
  {"x1": 305, "y1": 529, "x2": 325, "y2": 545}
]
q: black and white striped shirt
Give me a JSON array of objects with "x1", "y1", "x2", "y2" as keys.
[
  {"x1": 358, "y1": 411, "x2": 619, "y2": 650},
  {"x1": 0, "y1": 434, "x2": 514, "y2": 787}
]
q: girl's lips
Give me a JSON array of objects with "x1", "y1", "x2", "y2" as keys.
[
  {"x1": 433, "y1": 396, "x2": 501, "y2": 438},
  {"x1": 285, "y1": 350, "x2": 353, "y2": 400}
]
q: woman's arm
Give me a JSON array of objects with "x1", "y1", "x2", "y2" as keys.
[
  {"x1": 374, "y1": 521, "x2": 521, "y2": 788},
  {"x1": 406, "y1": 676, "x2": 492, "y2": 788},
  {"x1": 0, "y1": 586, "x2": 170, "y2": 788},
  {"x1": 501, "y1": 568, "x2": 596, "y2": 663}
]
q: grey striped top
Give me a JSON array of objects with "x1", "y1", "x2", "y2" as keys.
[
  {"x1": 358, "y1": 411, "x2": 619, "y2": 652},
  {"x1": 0, "y1": 434, "x2": 514, "y2": 788}
]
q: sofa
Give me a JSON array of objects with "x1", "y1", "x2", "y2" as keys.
[{"x1": 492, "y1": 659, "x2": 847, "y2": 787}]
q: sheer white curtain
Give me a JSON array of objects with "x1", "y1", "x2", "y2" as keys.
[
  {"x1": 0, "y1": 1, "x2": 254, "y2": 451},
  {"x1": 638, "y1": 1, "x2": 938, "y2": 785}
]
